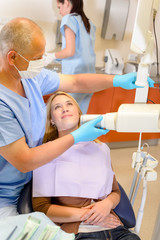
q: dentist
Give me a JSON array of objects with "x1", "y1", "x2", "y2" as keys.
[{"x1": 0, "y1": 17, "x2": 154, "y2": 217}]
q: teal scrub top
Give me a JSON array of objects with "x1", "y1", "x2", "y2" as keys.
[
  {"x1": 60, "y1": 14, "x2": 96, "y2": 113},
  {"x1": 0, "y1": 69, "x2": 60, "y2": 208},
  {"x1": 60, "y1": 14, "x2": 96, "y2": 74}
]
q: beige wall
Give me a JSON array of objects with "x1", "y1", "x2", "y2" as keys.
[
  {"x1": 0, "y1": 0, "x2": 159, "y2": 68},
  {"x1": 84, "y1": 0, "x2": 137, "y2": 67}
]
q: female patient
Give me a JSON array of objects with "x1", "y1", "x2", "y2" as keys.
[{"x1": 32, "y1": 92, "x2": 140, "y2": 240}]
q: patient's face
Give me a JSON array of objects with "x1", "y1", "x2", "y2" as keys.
[{"x1": 51, "y1": 95, "x2": 79, "y2": 132}]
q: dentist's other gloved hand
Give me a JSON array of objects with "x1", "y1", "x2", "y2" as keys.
[
  {"x1": 113, "y1": 72, "x2": 155, "y2": 89},
  {"x1": 71, "y1": 116, "x2": 109, "y2": 144}
]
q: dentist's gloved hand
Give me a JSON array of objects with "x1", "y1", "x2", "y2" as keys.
[
  {"x1": 71, "y1": 116, "x2": 109, "y2": 144},
  {"x1": 113, "y1": 72, "x2": 155, "y2": 89}
]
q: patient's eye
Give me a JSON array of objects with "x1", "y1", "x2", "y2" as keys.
[
  {"x1": 67, "y1": 102, "x2": 73, "y2": 106},
  {"x1": 54, "y1": 104, "x2": 61, "y2": 110},
  {"x1": 66, "y1": 100, "x2": 73, "y2": 106}
]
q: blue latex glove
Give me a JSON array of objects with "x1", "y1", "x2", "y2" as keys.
[
  {"x1": 71, "y1": 116, "x2": 109, "y2": 144},
  {"x1": 113, "y1": 72, "x2": 155, "y2": 89}
]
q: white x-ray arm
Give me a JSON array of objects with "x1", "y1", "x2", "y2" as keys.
[
  {"x1": 80, "y1": 104, "x2": 160, "y2": 133},
  {"x1": 81, "y1": 103, "x2": 160, "y2": 234}
]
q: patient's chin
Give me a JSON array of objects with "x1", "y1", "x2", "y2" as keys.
[
  {"x1": 58, "y1": 120, "x2": 78, "y2": 132},
  {"x1": 58, "y1": 123, "x2": 78, "y2": 132}
]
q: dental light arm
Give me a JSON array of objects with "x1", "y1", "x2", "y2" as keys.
[{"x1": 80, "y1": 104, "x2": 160, "y2": 133}]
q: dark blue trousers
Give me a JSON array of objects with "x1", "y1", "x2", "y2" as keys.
[{"x1": 75, "y1": 226, "x2": 141, "y2": 240}]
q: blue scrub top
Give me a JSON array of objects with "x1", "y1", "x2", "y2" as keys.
[
  {"x1": 60, "y1": 14, "x2": 96, "y2": 114},
  {"x1": 60, "y1": 14, "x2": 96, "y2": 74},
  {"x1": 0, "y1": 69, "x2": 60, "y2": 208}
]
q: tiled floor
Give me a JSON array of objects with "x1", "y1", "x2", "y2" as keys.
[{"x1": 110, "y1": 142, "x2": 160, "y2": 240}]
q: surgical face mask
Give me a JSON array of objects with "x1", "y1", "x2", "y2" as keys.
[{"x1": 14, "y1": 53, "x2": 45, "y2": 79}]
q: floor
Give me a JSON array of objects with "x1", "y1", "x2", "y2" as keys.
[{"x1": 110, "y1": 140, "x2": 160, "y2": 240}]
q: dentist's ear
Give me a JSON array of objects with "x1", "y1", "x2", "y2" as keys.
[{"x1": 7, "y1": 51, "x2": 17, "y2": 65}]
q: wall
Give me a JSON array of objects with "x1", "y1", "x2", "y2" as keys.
[
  {"x1": 0, "y1": 0, "x2": 159, "y2": 68},
  {"x1": 84, "y1": 0, "x2": 137, "y2": 67}
]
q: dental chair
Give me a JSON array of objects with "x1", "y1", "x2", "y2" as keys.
[
  {"x1": 17, "y1": 180, "x2": 136, "y2": 229},
  {"x1": 17, "y1": 180, "x2": 33, "y2": 214},
  {"x1": 115, "y1": 183, "x2": 136, "y2": 228}
]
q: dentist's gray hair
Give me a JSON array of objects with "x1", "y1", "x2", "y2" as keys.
[{"x1": 0, "y1": 17, "x2": 45, "y2": 56}]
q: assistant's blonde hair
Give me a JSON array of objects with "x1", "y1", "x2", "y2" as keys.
[{"x1": 43, "y1": 91, "x2": 100, "y2": 144}]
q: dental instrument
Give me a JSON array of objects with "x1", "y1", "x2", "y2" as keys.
[{"x1": 6, "y1": 226, "x2": 18, "y2": 240}]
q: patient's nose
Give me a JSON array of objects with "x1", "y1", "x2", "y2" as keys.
[{"x1": 62, "y1": 106, "x2": 69, "y2": 113}]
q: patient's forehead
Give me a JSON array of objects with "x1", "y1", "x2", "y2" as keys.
[{"x1": 52, "y1": 95, "x2": 74, "y2": 105}]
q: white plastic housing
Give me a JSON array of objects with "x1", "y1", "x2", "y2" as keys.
[
  {"x1": 80, "y1": 104, "x2": 160, "y2": 133},
  {"x1": 80, "y1": 113, "x2": 117, "y2": 130},
  {"x1": 116, "y1": 104, "x2": 160, "y2": 132}
]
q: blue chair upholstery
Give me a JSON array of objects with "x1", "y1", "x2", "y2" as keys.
[
  {"x1": 17, "y1": 181, "x2": 136, "y2": 229},
  {"x1": 114, "y1": 183, "x2": 136, "y2": 228},
  {"x1": 17, "y1": 180, "x2": 33, "y2": 214}
]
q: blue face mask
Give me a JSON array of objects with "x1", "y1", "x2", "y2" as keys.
[{"x1": 14, "y1": 53, "x2": 45, "y2": 79}]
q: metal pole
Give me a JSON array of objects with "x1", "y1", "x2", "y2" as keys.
[{"x1": 152, "y1": 203, "x2": 160, "y2": 240}]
